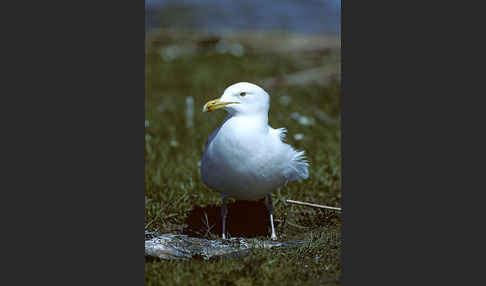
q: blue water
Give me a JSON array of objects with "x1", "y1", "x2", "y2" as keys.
[{"x1": 146, "y1": 0, "x2": 341, "y2": 35}]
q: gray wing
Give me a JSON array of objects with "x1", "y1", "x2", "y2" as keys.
[{"x1": 204, "y1": 115, "x2": 232, "y2": 149}]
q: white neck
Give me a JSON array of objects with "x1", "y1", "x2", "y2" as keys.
[{"x1": 227, "y1": 113, "x2": 269, "y2": 133}]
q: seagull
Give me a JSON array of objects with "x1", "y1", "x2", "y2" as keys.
[{"x1": 201, "y1": 82, "x2": 309, "y2": 240}]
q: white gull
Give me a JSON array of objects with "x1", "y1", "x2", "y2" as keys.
[{"x1": 201, "y1": 82, "x2": 309, "y2": 240}]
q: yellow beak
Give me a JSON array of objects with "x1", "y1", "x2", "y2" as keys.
[{"x1": 202, "y1": 98, "x2": 239, "y2": 112}]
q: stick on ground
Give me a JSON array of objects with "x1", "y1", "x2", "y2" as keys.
[{"x1": 286, "y1": 199, "x2": 342, "y2": 211}]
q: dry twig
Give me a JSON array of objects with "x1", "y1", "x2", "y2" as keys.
[{"x1": 286, "y1": 199, "x2": 342, "y2": 211}]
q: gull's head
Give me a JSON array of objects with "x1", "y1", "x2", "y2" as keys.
[{"x1": 203, "y1": 82, "x2": 270, "y2": 116}]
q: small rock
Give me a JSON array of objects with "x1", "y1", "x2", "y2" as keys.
[
  {"x1": 294, "y1": 133, "x2": 304, "y2": 141},
  {"x1": 298, "y1": 116, "x2": 315, "y2": 126},
  {"x1": 290, "y1": 112, "x2": 315, "y2": 126},
  {"x1": 169, "y1": 139, "x2": 179, "y2": 147},
  {"x1": 279, "y1": 95, "x2": 291, "y2": 106}
]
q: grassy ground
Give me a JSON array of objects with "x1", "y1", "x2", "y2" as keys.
[{"x1": 145, "y1": 31, "x2": 341, "y2": 285}]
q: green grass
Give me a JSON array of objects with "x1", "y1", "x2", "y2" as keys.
[{"x1": 145, "y1": 32, "x2": 341, "y2": 285}]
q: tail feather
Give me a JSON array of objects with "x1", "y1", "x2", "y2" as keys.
[
  {"x1": 288, "y1": 149, "x2": 309, "y2": 182},
  {"x1": 271, "y1": 127, "x2": 310, "y2": 182},
  {"x1": 275, "y1": 127, "x2": 287, "y2": 142}
]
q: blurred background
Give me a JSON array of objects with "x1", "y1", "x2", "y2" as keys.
[
  {"x1": 145, "y1": 0, "x2": 341, "y2": 35},
  {"x1": 145, "y1": 1, "x2": 342, "y2": 284}
]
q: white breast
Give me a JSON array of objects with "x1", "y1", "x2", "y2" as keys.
[{"x1": 201, "y1": 116, "x2": 291, "y2": 200}]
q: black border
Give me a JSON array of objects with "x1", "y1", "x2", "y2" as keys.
[
  {"x1": 3, "y1": 0, "x2": 144, "y2": 284},
  {"x1": 342, "y1": 0, "x2": 479, "y2": 284}
]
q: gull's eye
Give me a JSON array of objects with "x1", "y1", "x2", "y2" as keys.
[{"x1": 240, "y1": 92, "x2": 246, "y2": 97}]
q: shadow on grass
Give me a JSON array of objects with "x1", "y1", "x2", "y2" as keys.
[{"x1": 183, "y1": 200, "x2": 271, "y2": 238}]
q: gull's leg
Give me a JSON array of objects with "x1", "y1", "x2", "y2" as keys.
[
  {"x1": 265, "y1": 194, "x2": 278, "y2": 240},
  {"x1": 221, "y1": 195, "x2": 228, "y2": 239}
]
